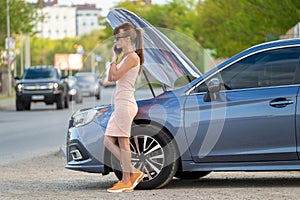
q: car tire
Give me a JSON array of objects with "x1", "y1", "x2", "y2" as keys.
[
  {"x1": 64, "y1": 94, "x2": 69, "y2": 109},
  {"x1": 111, "y1": 124, "x2": 179, "y2": 189},
  {"x1": 16, "y1": 99, "x2": 24, "y2": 111},
  {"x1": 95, "y1": 92, "x2": 100, "y2": 100},
  {"x1": 56, "y1": 94, "x2": 64, "y2": 110},
  {"x1": 24, "y1": 101, "x2": 31, "y2": 110},
  {"x1": 175, "y1": 171, "x2": 211, "y2": 180}
]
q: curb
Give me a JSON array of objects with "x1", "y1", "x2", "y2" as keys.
[{"x1": 58, "y1": 145, "x2": 67, "y2": 157}]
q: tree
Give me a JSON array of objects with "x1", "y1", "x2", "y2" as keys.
[
  {"x1": 196, "y1": 0, "x2": 300, "y2": 58},
  {"x1": 99, "y1": 0, "x2": 205, "y2": 70},
  {"x1": 0, "y1": 0, "x2": 41, "y2": 50}
]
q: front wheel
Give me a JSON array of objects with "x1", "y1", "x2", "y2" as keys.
[
  {"x1": 56, "y1": 94, "x2": 64, "y2": 110},
  {"x1": 16, "y1": 99, "x2": 24, "y2": 111},
  {"x1": 64, "y1": 94, "x2": 69, "y2": 108},
  {"x1": 111, "y1": 124, "x2": 179, "y2": 189}
]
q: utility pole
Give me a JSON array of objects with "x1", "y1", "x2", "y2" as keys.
[
  {"x1": 24, "y1": 35, "x2": 30, "y2": 69},
  {"x1": 6, "y1": 0, "x2": 12, "y2": 96}
]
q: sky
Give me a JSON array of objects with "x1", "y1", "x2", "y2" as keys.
[{"x1": 26, "y1": 0, "x2": 170, "y2": 16}]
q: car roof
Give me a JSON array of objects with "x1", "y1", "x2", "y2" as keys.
[
  {"x1": 26, "y1": 66, "x2": 59, "y2": 72},
  {"x1": 215, "y1": 38, "x2": 300, "y2": 70}
]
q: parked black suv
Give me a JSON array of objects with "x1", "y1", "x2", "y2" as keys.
[{"x1": 15, "y1": 66, "x2": 69, "y2": 111}]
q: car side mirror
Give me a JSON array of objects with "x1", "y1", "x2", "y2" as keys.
[
  {"x1": 204, "y1": 78, "x2": 221, "y2": 102},
  {"x1": 14, "y1": 76, "x2": 20, "y2": 80}
]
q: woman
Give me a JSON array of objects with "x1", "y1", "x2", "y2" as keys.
[{"x1": 103, "y1": 22, "x2": 145, "y2": 193}]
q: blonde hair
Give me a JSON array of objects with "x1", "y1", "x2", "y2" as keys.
[{"x1": 114, "y1": 22, "x2": 144, "y2": 73}]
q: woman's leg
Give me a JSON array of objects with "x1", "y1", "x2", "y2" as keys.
[
  {"x1": 104, "y1": 135, "x2": 120, "y2": 159},
  {"x1": 104, "y1": 135, "x2": 136, "y2": 173},
  {"x1": 118, "y1": 137, "x2": 132, "y2": 183}
]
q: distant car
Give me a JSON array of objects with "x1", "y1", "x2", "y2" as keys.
[
  {"x1": 15, "y1": 66, "x2": 69, "y2": 111},
  {"x1": 66, "y1": 76, "x2": 83, "y2": 104},
  {"x1": 75, "y1": 72, "x2": 101, "y2": 100},
  {"x1": 66, "y1": 9, "x2": 300, "y2": 190}
]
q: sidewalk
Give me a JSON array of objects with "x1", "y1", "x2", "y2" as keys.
[{"x1": 0, "y1": 94, "x2": 15, "y2": 110}]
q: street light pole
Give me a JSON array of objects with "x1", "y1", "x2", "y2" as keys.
[{"x1": 6, "y1": 0, "x2": 12, "y2": 96}]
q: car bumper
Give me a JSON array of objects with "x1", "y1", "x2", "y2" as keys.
[
  {"x1": 16, "y1": 91, "x2": 62, "y2": 103},
  {"x1": 65, "y1": 121, "x2": 108, "y2": 174}
]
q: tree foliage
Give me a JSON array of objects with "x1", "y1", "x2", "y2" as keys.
[
  {"x1": 6, "y1": 0, "x2": 300, "y2": 75},
  {"x1": 195, "y1": 0, "x2": 300, "y2": 57},
  {"x1": 0, "y1": 0, "x2": 41, "y2": 50},
  {"x1": 100, "y1": 0, "x2": 205, "y2": 70}
]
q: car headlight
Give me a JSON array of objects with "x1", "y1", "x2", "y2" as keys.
[
  {"x1": 48, "y1": 82, "x2": 59, "y2": 90},
  {"x1": 73, "y1": 109, "x2": 98, "y2": 127},
  {"x1": 69, "y1": 88, "x2": 76, "y2": 95},
  {"x1": 53, "y1": 82, "x2": 59, "y2": 89},
  {"x1": 16, "y1": 84, "x2": 23, "y2": 92}
]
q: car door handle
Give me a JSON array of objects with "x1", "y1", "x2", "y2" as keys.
[{"x1": 269, "y1": 98, "x2": 294, "y2": 108}]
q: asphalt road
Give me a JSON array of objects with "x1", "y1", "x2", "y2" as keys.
[
  {"x1": 0, "y1": 96, "x2": 96, "y2": 166},
  {"x1": 0, "y1": 87, "x2": 157, "y2": 166},
  {"x1": 1, "y1": 87, "x2": 300, "y2": 199}
]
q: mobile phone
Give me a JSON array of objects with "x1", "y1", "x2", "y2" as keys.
[{"x1": 114, "y1": 46, "x2": 122, "y2": 55}]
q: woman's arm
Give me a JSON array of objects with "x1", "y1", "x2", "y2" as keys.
[
  {"x1": 109, "y1": 54, "x2": 138, "y2": 81},
  {"x1": 107, "y1": 63, "x2": 114, "y2": 82}
]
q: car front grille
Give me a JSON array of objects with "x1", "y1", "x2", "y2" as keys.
[{"x1": 23, "y1": 83, "x2": 53, "y2": 92}]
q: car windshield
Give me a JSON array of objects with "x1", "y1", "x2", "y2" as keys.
[
  {"x1": 23, "y1": 68, "x2": 57, "y2": 79},
  {"x1": 67, "y1": 79, "x2": 76, "y2": 87},
  {"x1": 76, "y1": 75, "x2": 96, "y2": 83}
]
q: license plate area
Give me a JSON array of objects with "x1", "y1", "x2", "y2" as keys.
[{"x1": 31, "y1": 95, "x2": 45, "y2": 100}]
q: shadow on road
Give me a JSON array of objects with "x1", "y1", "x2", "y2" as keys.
[{"x1": 167, "y1": 174, "x2": 300, "y2": 188}]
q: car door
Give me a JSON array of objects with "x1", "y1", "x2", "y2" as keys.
[
  {"x1": 296, "y1": 68, "x2": 300, "y2": 158},
  {"x1": 184, "y1": 46, "x2": 300, "y2": 163}
]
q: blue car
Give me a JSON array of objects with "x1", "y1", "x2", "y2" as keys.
[{"x1": 66, "y1": 9, "x2": 300, "y2": 189}]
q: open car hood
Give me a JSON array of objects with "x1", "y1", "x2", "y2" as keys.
[{"x1": 107, "y1": 9, "x2": 201, "y2": 87}]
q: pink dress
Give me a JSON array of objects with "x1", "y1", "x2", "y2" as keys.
[{"x1": 105, "y1": 55, "x2": 140, "y2": 138}]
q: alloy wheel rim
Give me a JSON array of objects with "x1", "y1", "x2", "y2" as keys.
[{"x1": 130, "y1": 135, "x2": 165, "y2": 182}]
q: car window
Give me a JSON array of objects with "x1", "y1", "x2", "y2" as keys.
[
  {"x1": 194, "y1": 47, "x2": 300, "y2": 93},
  {"x1": 24, "y1": 68, "x2": 57, "y2": 79},
  {"x1": 68, "y1": 78, "x2": 76, "y2": 87},
  {"x1": 76, "y1": 75, "x2": 96, "y2": 83},
  {"x1": 221, "y1": 47, "x2": 300, "y2": 90}
]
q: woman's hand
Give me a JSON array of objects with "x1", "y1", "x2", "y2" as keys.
[{"x1": 111, "y1": 44, "x2": 118, "y2": 63}]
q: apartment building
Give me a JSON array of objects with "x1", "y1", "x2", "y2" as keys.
[
  {"x1": 34, "y1": 1, "x2": 102, "y2": 39},
  {"x1": 76, "y1": 4, "x2": 102, "y2": 36},
  {"x1": 35, "y1": 5, "x2": 77, "y2": 39}
]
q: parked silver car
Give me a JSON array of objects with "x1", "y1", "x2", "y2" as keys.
[
  {"x1": 75, "y1": 72, "x2": 101, "y2": 100},
  {"x1": 66, "y1": 76, "x2": 83, "y2": 104}
]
